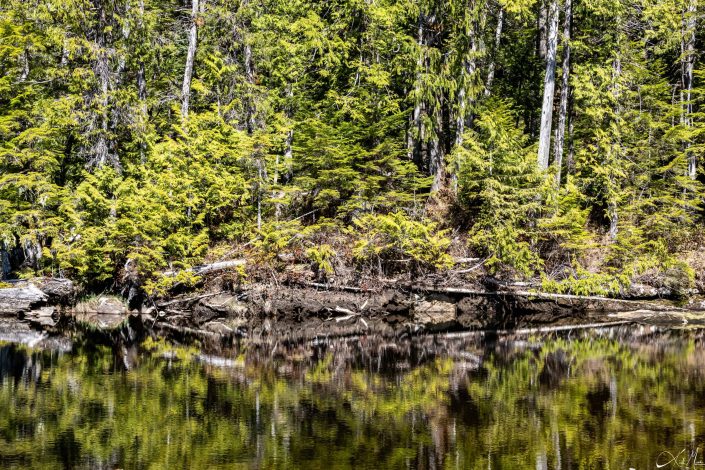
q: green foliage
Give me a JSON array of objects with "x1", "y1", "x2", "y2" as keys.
[
  {"x1": 351, "y1": 211, "x2": 452, "y2": 275},
  {"x1": 542, "y1": 236, "x2": 696, "y2": 297},
  {"x1": 541, "y1": 264, "x2": 629, "y2": 297},
  {"x1": 539, "y1": 180, "x2": 592, "y2": 251},
  {"x1": 3, "y1": 330, "x2": 705, "y2": 467},
  {"x1": 306, "y1": 244, "x2": 336, "y2": 280},
  {"x1": 0, "y1": 0, "x2": 704, "y2": 294},
  {"x1": 251, "y1": 220, "x2": 308, "y2": 264},
  {"x1": 453, "y1": 100, "x2": 544, "y2": 277},
  {"x1": 144, "y1": 271, "x2": 202, "y2": 298}
]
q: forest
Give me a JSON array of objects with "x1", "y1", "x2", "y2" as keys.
[{"x1": 0, "y1": 0, "x2": 703, "y2": 298}]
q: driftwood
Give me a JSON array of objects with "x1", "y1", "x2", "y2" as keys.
[
  {"x1": 407, "y1": 285, "x2": 687, "y2": 311},
  {"x1": 442, "y1": 320, "x2": 633, "y2": 338},
  {"x1": 453, "y1": 257, "x2": 482, "y2": 264},
  {"x1": 307, "y1": 282, "x2": 371, "y2": 293},
  {"x1": 162, "y1": 259, "x2": 246, "y2": 277},
  {"x1": 155, "y1": 320, "x2": 245, "y2": 339},
  {"x1": 304, "y1": 281, "x2": 686, "y2": 313},
  {"x1": 451, "y1": 258, "x2": 488, "y2": 274},
  {"x1": 157, "y1": 291, "x2": 225, "y2": 308}
]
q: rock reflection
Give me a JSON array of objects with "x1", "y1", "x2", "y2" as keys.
[{"x1": 1, "y1": 326, "x2": 705, "y2": 468}]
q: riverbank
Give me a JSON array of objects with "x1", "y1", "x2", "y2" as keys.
[{"x1": 2, "y1": 276, "x2": 705, "y2": 348}]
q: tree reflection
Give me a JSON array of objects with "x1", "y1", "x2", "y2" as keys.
[{"x1": 1, "y1": 328, "x2": 705, "y2": 468}]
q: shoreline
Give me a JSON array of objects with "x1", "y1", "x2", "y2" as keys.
[{"x1": 1, "y1": 277, "x2": 704, "y2": 348}]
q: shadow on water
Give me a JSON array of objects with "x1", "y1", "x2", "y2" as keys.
[{"x1": 1, "y1": 325, "x2": 705, "y2": 468}]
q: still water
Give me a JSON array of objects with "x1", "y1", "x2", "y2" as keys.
[{"x1": 1, "y1": 326, "x2": 704, "y2": 469}]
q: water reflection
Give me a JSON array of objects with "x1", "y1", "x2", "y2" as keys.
[{"x1": 1, "y1": 326, "x2": 705, "y2": 468}]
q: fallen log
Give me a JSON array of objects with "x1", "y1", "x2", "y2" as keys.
[
  {"x1": 442, "y1": 320, "x2": 633, "y2": 338},
  {"x1": 306, "y1": 282, "x2": 371, "y2": 293},
  {"x1": 162, "y1": 259, "x2": 246, "y2": 277},
  {"x1": 453, "y1": 257, "x2": 482, "y2": 264},
  {"x1": 406, "y1": 285, "x2": 687, "y2": 311},
  {"x1": 157, "y1": 291, "x2": 225, "y2": 308}
]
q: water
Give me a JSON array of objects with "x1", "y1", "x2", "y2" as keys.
[{"x1": 1, "y1": 326, "x2": 704, "y2": 469}]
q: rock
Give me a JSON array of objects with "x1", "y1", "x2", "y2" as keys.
[
  {"x1": 0, "y1": 284, "x2": 47, "y2": 315},
  {"x1": 74, "y1": 296, "x2": 129, "y2": 330},
  {"x1": 202, "y1": 321, "x2": 234, "y2": 335},
  {"x1": 200, "y1": 294, "x2": 248, "y2": 315},
  {"x1": 456, "y1": 296, "x2": 494, "y2": 329},
  {"x1": 23, "y1": 306, "x2": 57, "y2": 328},
  {"x1": 33, "y1": 278, "x2": 75, "y2": 304},
  {"x1": 0, "y1": 278, "x2": 74, "y2": 324},
  {"x1": 194, "y1": 294, "x2": 249, "y2": 325},
  {"x1": 624, "y1": 283, "x2": 660, "y2": 298},
  {"x1": 413, "y1": 301, "x2": 457, "y2": 330}
]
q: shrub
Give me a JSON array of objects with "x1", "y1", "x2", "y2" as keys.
[
  {"x1": 306, "y1": 244, "x2": 336, "y2": 281},
  {"x1": 351, "y1": 211, "x2": 452, "y2": 275}
]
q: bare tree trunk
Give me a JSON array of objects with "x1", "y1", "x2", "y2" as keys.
[
  {"x1": 608, "y1": 54, "x2": 622, "y2": 241},
  {"x1": 430, "y1": 105, "x2": 445, "y2": 191},
  {"x1": 137, "y1": 0, "x2": 147, "y2": 106},
  {"x1": 137, "y1": 0, "x2": 148, "y2": 162},
  {"x1": 181, "y1": 0, "x2": 200, "y2": 119},
  {"x1": 455, "y1": 87, "x2": 467, "y2": 148},
  {"x1": 485, "y1": 6, "x2": 503, "y2": 96},
  {"x1": 408, "y1": 15, "x2": 425, "y2": 163},
  {"x1": 553, "y1": 0, "x2": 571, "y2": 185},
  {"x1": 19, "y1": 48, "x2": 29, "y2": 82},
  {"x1": 538, "y1": 0, "x2": 547, "y2": 59},
  {"x1": 256, "y1": 157, "x2": 265, "y2": 230},
  {"x1": 244, "y1": 41, "x2": 256, "y2": 133},
  {"x1": 60, "y1": 42, "x2": 69, "y2": 67},
  {"x1": 284, "y1": 129, "x2": 293, "y2": 176},
  {"x1": 137, "y1": 63, "x2": 147, "y2": 105},
  {"x1": 537, "y1": 0, "x2": 559, "y2": 169},
  {"x1": 536, "y1": 450, "x2": 548, "y2": 470},
  {"x1": 92, "y1": 0, "x2": 117, "y2": 169},
  {"x1": 684, "y1": 0, "x2": 697, "y2": 180},
  {"x1": 455, "y1": 7, "x2": 480, "y2": 148},
  {"x1": 117, "y1": 0, "x2": 131, "y2": 80},
  {"x1": 566, "y1": 89, "x2": 575, "y2": 174}
]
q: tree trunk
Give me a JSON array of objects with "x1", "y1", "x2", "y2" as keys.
[
  {"x1": 135, "y1": 0, "x2": 148, "y2": 162},
  {"x1": 282, "y1": 83, "x2": 294, "y2": 181},
  {"x1": 242, "y1": 0, "x2": 256, "y2": 132},
  {"x1": 484, "y1": 6, "x2": 503, "y2": 96},
  {"x1": 137, "y1": 0, "x2": 147, "y2": 106},
  {"x1": 684, "y1": 0, "x2": 697, "y2": 180},
  {"x1": 116, "y1": 0, "x2": 131, "y2": 80},
  {"x1": 284, "y1": 129, "x2": 293, "y2": 176},
  {"x1": 256, "y1": 158, "x2": 264, "y2": 230},
  {"x1": 91, "y1": 0, "x2": 118, "y2": 169},
  {"x1": 60, "y1": 41, "x2": 69, "y2": 67},
  {"x1": 430, "y1": 105, "x2": 445, "y2": 191},
  {"x1": 537, "y1": 0, "x2": 559, "y2": 169},
  {"x1": 608, "y1": 55, "x2": 622, "y2": 241},
  {"x1": 408, "y1": 14, "x2": 425, "y2": 164},
  {"x1": 244, "y1": 42, "x2": 257, "y2": 133},
  {"x1": 566, "y1": 89, "x2": 575, "y2": 174},
  {"x1": 1, "y1": 249, "x2": 10, "y2": 280},
  {"x1": 538, "y1": 0, "x2": 547, "y2": 59},
  {"x1": 19, "y1": 48, "x2": 29, "y2": 82},
  {"x1": 181, "y1": 0, "x2": 200, "y2": 119},
  {"x1": 455, "y1": 86, "x2": 467, "y2": 148},
  {"x1": 455, "y1": 7, "x2": 480, "y2": 148},
  {"x1": 553, "y1": 0, "x2": 571, "y2": 185}
]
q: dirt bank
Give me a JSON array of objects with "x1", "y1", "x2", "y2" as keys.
[{"x1": 1, "y1": 278, "x2": 703, "y2": 346}]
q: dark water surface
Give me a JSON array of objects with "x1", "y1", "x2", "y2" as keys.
[{"x1": 1, "y1": 326, "x2": 705, "y2": 469}]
